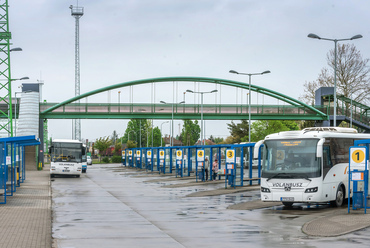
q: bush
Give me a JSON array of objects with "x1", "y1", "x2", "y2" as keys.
[
  {"x1": 111, "y1": 156, "x2": 122, "y2": 163},
  {"x1": 102, "y1": 157, "x2": 110, "y2": 163}
]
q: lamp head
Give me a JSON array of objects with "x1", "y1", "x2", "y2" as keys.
[
  {"x1": 261, "y1": 70, "x2": 270, "y2": 75},
  {"x1": 351, "y1": 34, "x2": 363, "y2": 40},
  {"x1": 160, "y1": 101, "x2": 166, "y2": 104},
  {"x1": 308, "y1": 33, "x2": 321, "y2": 39},
  {"x1": 186, "y1": 89, "x2": 193, "y2": 93},
  {"x1": 229, "y1": 70, "x2": 239, "y2": 74},
  {"x1": 10, "y1": 47, "x2": 22, "y2": 52},
  {"x1": 211, "y1": 90, "x2": 218, "y2": 93}
]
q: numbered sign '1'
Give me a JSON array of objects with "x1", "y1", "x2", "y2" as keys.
[{"x1": 350, "y1": 147, "x2": 366, "y2": 167}]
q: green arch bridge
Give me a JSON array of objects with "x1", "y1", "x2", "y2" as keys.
[{"x1": 37, "y1": 77, "x2": 370, "y2": 132}]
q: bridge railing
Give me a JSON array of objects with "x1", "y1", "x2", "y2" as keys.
[{"x1": 39, "y1": 102, "x2": 329, "y2": 120}]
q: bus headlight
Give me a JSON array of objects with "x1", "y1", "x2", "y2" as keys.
[
  {"x1": 305, "y1": 187, "x2": 318, "y2": 193},
  {"x1": 261, "y1": 187, "x2": 270, "y2": 193}
]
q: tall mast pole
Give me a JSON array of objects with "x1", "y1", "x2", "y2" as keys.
[{"x1": 70, "y1": 4, "x2": 83, "y2": 140}]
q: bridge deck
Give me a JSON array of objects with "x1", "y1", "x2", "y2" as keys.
[{"x1": 39, "y1": 103, "x2": 328, "y2": 120}]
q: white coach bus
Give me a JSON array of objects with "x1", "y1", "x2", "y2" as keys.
[
  {"x1": 254, "y1": 127, "x2": 370, "y2": 207},
  {"x1": 49, "y1": 139, "x2": 84, "y2": 178}
]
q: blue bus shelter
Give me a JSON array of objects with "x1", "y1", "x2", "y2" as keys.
[{"x1": 0, "y1": 135, "x2": 40, "y2": 204}]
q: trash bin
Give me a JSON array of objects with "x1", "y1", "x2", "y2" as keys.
[
  {"x1": 228, "y1": 174, "x2": 235, "y2": 186},
  {"x1": 353, "y1": 191, "x2": 363, "y2": 209},
  {"x1": 198, "y1": 171, "x2": 204, "y2": 180}
]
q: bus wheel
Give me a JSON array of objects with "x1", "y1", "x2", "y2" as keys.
[
  {"x1": 331, "y1": 186, "x2": 344, "y2": 207},
  {"x1": 282, "y1": 202, "x2": 294, "y2": 208}
]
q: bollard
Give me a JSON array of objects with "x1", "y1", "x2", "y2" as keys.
[{"x1": 37, "y1": 162, "x2": 43, "y2": 170}]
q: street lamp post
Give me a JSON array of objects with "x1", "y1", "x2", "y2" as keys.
[
  {"x1": 128, "y1": 130, "x2": 137, "y2": 144},
  {"x1": 229, "y1": 70, "x2": 270, "y2": 143},
  {"x1": 160, "y1": 100, "x2": 185, "y2": 146},
  {"x1": 118, "y1": 91, "x2": 121, "y2": 112},
  {"x1": 186, "y1": 89, "x2": 218, "y2": 145},
  {"x1": 308, "y1": 33, "x2": 362, "y2": 127},
  {"x1": 10, "y1": 77, "x2": 29, "y2": 136},
  {"x1": 351, "y1": 90, "x2": 353, "y2": 127},
  {"x1": 160, "y1": 121, "x2": 169, "y2": 147},
  {"x1": 141, "y1": 128, "x2": 150, "y2": 147}
]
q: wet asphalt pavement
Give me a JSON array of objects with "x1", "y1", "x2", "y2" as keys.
[{"x1": 51, "y1": 164, "x2": 370, "y2": 248}]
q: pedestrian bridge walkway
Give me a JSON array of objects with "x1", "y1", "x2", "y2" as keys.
[{"x1": 39, "y1": 102, "x2": 328, "y2": 121}]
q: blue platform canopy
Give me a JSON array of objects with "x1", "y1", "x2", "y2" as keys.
[{"x1": 0, "y1": 135, "x2": 40, "y2": 204}]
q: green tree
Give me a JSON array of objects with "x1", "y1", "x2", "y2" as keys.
[
  {"x1": 250, "y1": 120, "x2": 299, "y2": 142},
  {"x1": 214, "y1": 137, "x2": 224, "y2": 144},
  {"x1": 180, "y1": 120, "x2": 200, "y2": 146},
  {"x1": 126, "y1": 140, "x2": 137, "y2": 148},
  {"x1": 147, "y1": 126, "x2": 162, "y2": 147},
  {"x1": 122, "y1": 119, "x2": 150, "y2": 147},
  {"x1": 227, "y1": 120, "x2": 249, "y2": 143},
  {"x1": 113, "y1": 141, "x2": 121, "y2": 155},
  {"x1": 94, "y1": 136, "x2": 112, "y2": 157},
  {"x1": 300, "y1": 44, "x2": 370, "y2": 106}
]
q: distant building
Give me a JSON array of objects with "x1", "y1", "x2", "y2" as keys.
[
  {"x1": 163, "y1": 136, "x2": 183, "y2": 146},
  {"x1": 195, "y1": 139, "x2": 216, "y2": 146}
]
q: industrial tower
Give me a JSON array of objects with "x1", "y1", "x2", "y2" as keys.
[
  {"x1": 0, "y1": 0, "x2": 13, "y2": 137},
  {"x1": 70, "y1": 4, "x2": 83, "y2": 141}
]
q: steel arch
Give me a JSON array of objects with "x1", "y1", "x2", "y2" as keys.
[{"x1": 41, "y1": 76, "x2": 327, "y2": 118}]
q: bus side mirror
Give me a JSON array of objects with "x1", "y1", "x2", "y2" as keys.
[
  {"x1": 253, "y1": 140, "x2": 264, "y2": 159},
  {"x1": 316, "y1": 138, "x2": 325, "y2": 158}
]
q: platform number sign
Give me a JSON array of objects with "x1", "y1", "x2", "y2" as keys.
[
  {"x1": 128, "y1": 150, "x2": 132, "y2": 156},
  {"x1": 159, "y1": 150, "x2": 165, "y2": 159},
  {"x1": 122, "y1": 150, "x2": 125, "y2": 156},
  {"x1": 197, "y1": 149, "x2": 205, "y2": 162},
  {"x1": 226, "y1": 149, "x2": 235, "y2": 163},
  {"x1": 176, "y1": 150, "x2": 182, "y2": 159},
  {"x1": 136, "y1": 150, "x2": 141, "y2": 156},
  {"x1": 147, "y1": 150, "x2": 151, "y2": 157},
  {"x1": 350, "y1": 147, "x2": 366, "y2": 166}
]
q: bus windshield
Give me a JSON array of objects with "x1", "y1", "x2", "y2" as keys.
[
  {"x1": 262, "y1": 139, "x2": 321, "y2": 179},
  {"x1": 51, "y1": 143, "x2": 82, "y2": 163}
]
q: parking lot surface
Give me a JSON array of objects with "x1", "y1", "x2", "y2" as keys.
[{"x1": 51, "y1": 164, "x2": 370, "y2": 248}]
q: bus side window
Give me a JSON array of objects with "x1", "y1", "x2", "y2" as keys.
[{"x1": 323, "y1": 146, "x2": 332, "y2": 179}]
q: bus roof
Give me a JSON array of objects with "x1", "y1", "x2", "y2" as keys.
[
  {"x1": 265, "y1": 127, "x2": 370, "y2": 140},
  {"x1": 52, "y1": 139, "x2": 82, "y2": 144}
]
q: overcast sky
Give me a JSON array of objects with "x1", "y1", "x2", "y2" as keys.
[{"x1": 9, "y1": 0, "x2": 370, "y2": 142}]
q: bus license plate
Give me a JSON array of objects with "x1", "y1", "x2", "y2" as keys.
[
  {"x1": 281, "y1": 197, "x2": 294, "y2": 201},
  {"x1": 63, "y1": 170, "x2": 70, "y2": 172}
]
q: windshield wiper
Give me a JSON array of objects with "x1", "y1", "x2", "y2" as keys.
[
  {"x1": 267, "y1": 173, "x2": 293, "y2": 181},
  {"x1": 301, "y1": 174, "x2": 312, "y2": 181}
]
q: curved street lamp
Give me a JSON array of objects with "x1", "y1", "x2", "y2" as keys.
[
  {"x1": 229, "y1": 70, "x2": 270, "y2": 143},
  {"x1": 160, "y1": 121, "x2": 169, "y2": 147},
  {"x1": 186, "y1": 89, "x2": 218, "y2": 145},
  {"x1": 160, "y1": 101, "x2": 185, "y2": 146},
  {"x1": 308, "y1": 33, "x2": 362, "y2": 127}
]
